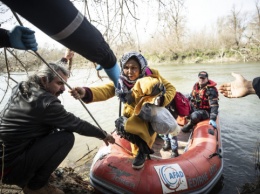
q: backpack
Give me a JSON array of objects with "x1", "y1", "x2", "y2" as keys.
[{"x1": 167, "y1": 92, "x2": 191, "y2": 117}]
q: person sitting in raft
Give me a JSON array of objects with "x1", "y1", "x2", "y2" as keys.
[
  {"x1": 182, "y1": 71, "x2": 219, "y2": 133},
  {"x1": 69, "y1": 51, "x2": 178, "y2": 169}
]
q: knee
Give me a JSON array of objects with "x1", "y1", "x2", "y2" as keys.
[
  {"x1": 190, "y1": 112, "x2": 199, "y2": 124},
  {"x1": 60, "y1": 132, "x2": 75, "y2": 148}
]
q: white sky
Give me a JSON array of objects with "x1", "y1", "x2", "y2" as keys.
[
  {"x1": 1, "y1": 0, "x2": 256, "y2": 49},
  {"x1": 186, "y1": 0, "x2": 255, "y2": 31}
]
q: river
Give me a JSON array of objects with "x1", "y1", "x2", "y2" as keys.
[{"x1": 0, "y1": 62, "x2": 259, "y2": 193}]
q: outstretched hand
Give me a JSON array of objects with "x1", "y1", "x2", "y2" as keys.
[
  {"x1": 218, "y1": 72, "x2": 253, "y2": 98},
  {"x1": 9, "y1": 26, "x2": 38, "y2": 51},
  {"x1": 64, "y1": 49, "x2": 74, "y2": 61},
  {"x1": 69, "y1": 87, "x2": 86, "y2": 99}
]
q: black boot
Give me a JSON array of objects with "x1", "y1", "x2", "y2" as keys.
[
  {"x1": 171, "y1": 149, "x2": 179, "y2": 157},
  {"x1": 162, "y1": 140, "x2": 171, "y2": 151},
  {"x1": 132, "y1": 150, "x2": 147, "y2": 169},
  {"x1": 181, "y1": 121, "x2": 194, "y2": 133}
]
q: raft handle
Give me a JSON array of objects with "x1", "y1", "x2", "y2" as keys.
[
  {"x1": 208, "y1": 152, "x2": 222, "y2": 159},
  {"x1": 208, "y1": 128, "x2": 215, "y2": 135}
]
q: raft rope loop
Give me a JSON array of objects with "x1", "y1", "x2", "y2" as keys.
[{"x1": 208, "y1": 126, "x2": 222, "y2": 159}]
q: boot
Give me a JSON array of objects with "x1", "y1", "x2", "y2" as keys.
[
  {"x1": 171, "y1": 149, "x2": 179, "y2": 158},
  {"x1": 162, "y1": 140, "x2": 171, "y2": 151},
  {"x1": 23, "y1": 184, "x2": 64, "y2": 194},
  {"x1": 181, "y1": 121, "x2": 194, "y2": 133},
  {"x1": 132, "y1": 150, "x2": 147, "y2": 169}
]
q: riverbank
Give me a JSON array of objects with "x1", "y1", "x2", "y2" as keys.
[
  {"x1": 1, "y1": 157, "x2": 96, "y2": 194},
  {"x1": 0, "y1": 53, "x2": 248, "y2": 73}
]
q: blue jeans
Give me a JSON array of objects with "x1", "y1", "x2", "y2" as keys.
[{"x1": 162, "y1": 134, "x2": 178, "y2": 151}]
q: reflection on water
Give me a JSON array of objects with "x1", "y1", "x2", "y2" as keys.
[{"x1": 0, "y1": 62, "x2": 260, "y2": 193}]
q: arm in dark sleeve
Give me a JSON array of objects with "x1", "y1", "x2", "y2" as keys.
[
  {"x1": 208, "y1": 87, "x2": 219, "y2": 121},
  {"x1": 0, "y1": 28, "x2": 11, "y2": 48},
  {"x1": 43, "y1": 100, "x2": 106, "y2": 139},
  {"x1": 253, "y1": 77, "x2": 260, "y2": 98},
  {"x1": 1, "y1": 0, "x2": 116, "y2": 68}
]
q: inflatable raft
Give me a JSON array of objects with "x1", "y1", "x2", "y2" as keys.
[{"x1": 90, "y1": 118, "x2": 223, "y2": 194}]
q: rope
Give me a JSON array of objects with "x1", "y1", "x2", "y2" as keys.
[
  {"x1": 11, "y1": 10, "x2": 134, "y2": 156},
  {"x1": 11, "y1": 11, "x2": 105, "y2": 134}
]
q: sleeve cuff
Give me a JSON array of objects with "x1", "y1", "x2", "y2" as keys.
[
  {"x1": 253, "y1": 77, "x2": 260, "y2": 98},
  {"x1": 82, "y1": 87, "x2": 93, "y2": 103},
  {"x1": 60, "y1": 57, "x2": 68, "y2": 63},
  {"x1": 0, "y1": 28, "x2": 11, "y2": 48}
]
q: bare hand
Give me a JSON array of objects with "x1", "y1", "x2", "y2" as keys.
[
  {"x1": 64, "y1": 49, "x2": 74, "y2": 61},
  {"x1": 218, "y1": 72, "x2": 254, "y2": 98},
  {"x1": 103, "y1": 134, "x2": 115, "y2": 146},
  {"x1": 69, "y1": 87, "x2": 86, "y2": 99}
]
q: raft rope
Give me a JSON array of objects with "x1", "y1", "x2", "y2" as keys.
[
  {"x1": 208, "y1": 126, "x2": 222, "y2": 159},
  {"x1": 114, "y1": 142, "x2": 134, "y2": 156}
]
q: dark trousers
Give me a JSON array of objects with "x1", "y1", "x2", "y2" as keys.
[
  {"x1": 190, "y1": 109, "x2": 210, "y2": 124},
  {"x1": 3, "y1": 131, "x2": 74, "y2": 189}
]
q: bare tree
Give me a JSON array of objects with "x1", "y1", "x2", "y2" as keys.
[
  {"x1": 255, "y1": 0, "x2": 260, "y2": 32},
  {"x1": 250, "y1": 0, "x2": 260, "y2": 37},
  {"x1": 157, "y1": 0, "x2": 187, "y2": 50},
  {"x1": 240, "y1": 0, "x2": 260, "y2": 60},
  {"x1": 226, "y1": 5, "x2": 248, "y2": 48}
]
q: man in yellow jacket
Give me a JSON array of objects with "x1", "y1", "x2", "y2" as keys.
[{"x1": 70, "y1": 51, "x2": 176, "y2": 169}]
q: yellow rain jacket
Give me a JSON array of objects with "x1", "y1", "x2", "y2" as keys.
[{"x1": 89, "y1": 68, "x2": 176, "y2": 155}]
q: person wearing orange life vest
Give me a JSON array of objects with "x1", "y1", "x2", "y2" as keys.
[{"x1": 182, "y1": 71, "x2": 219, "y2": 133}]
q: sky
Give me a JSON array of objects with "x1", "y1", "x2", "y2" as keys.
[
  {"x1": 185, "y1": 0, "x2": 255, "y2": 31},
  {"x1": 0, "y1": 0, "x2": 257, "y2": 49}
]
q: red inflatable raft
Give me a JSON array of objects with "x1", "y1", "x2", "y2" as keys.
[{"x1": 90, "y1": 117, "x2": 223, "y2": 194}]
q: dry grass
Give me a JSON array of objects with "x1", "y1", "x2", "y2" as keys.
[{"x1": 0, "y1": 167, "x2": 95, "y2": 194}]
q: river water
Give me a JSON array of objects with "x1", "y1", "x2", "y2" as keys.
[{"x1": 0, "y1": 62, "x2": 259, "y2": 193}]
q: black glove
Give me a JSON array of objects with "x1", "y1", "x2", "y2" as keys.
[
  {"x1": 150, "y1": 83, "x2": 165, "y2": 96},
  {"x1": 115, "y1": 116, "x2": 127, "y2": 138},
  {"x1": 115, "y1": 116, "x2": 137, "y2": 144}
]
